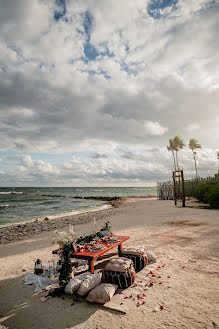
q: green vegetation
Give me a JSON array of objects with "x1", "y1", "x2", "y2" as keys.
[
  {"x1": 189, "y1": 138, "x2": 202, "y2": 179},
  {"x1": 194, "y1": 183, "x2": 219, "y2": 208},
  {"x1": 167, "y1": 136, "x2": 185, "y2": 171}
]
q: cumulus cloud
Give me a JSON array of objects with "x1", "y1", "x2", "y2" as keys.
[{"x1": 0, "y1": 0, "x2": 218, "y2": 185}]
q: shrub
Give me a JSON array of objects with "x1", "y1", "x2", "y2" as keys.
[
  {"x1": 194, "y1": 183, "x2": 216, "y2": 203},
  {"x1": 207, "y1": 186, "x2": 219, "y2": 209},
  {"x1": 194, "y1": 183, "x2": 219, "y2": 208}
]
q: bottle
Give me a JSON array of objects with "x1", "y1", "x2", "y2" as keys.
[
  {"x1": 56, "y1": 260, "x2": 62, "y2": 272},
  {"x1": 35, "y1": 259, "x2": 41, "y2": 269}
]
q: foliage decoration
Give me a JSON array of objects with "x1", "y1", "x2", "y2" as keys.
[{"x1": 76, "y1": 221, "x2": 111, "y2": 245}]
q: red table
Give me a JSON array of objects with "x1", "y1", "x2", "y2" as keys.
[{"x1": 53, "y1": 234, "x2": 130, "y2": 274}]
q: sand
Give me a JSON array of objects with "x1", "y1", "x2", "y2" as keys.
[{"x1": 0, "y1": 199, "x2": 218, "y2": 329}]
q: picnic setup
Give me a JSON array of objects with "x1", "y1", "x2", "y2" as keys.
[{"x1": 23, "y1": 219, "x2": 168, "y2": 313}]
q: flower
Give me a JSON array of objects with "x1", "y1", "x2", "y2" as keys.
[{"x1": 52, "y1": 230, "x2": 76, "y2": 245}]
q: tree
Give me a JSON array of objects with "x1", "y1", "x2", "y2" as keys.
[
  {"x1": 167, "y1": 138, "x2": 177, "y2": 171},
  {"x1": 189, "y1": 138, "x2": 201, "y2": 179},
  {"x1": 173, "y1": 136, "x2": 185, "y2": 170}
]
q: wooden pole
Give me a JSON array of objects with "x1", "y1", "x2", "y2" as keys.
[
  {"x1": 181, "y1": 170, "x2": 185, "y2": 207},
  {"x1": 172, "y1": 171, "x2": 177, "y2": 206}
]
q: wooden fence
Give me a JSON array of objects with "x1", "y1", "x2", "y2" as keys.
[{"x1": 157, "y1": 174, "x2": 218, "y2": 200}]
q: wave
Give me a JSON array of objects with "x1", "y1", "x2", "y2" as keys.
[
  {"x1": 0, "y1": 204, "x2": 10, "y2": 208},
  {"x1": 0, "y1": 191, "x2": 24, "y2": 195},
  {"x1": 48, "y1": 204, "x2": 111, "y2": 220},
  {"x1": 0, "y1": 204, "x2": 21, "y2": 209}
]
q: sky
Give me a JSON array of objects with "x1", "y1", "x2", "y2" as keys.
[{"x1": 0, "y1": 0, "x2": 219, "y2": 187}]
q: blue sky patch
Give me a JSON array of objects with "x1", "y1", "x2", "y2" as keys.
[
  {"x1": 54, "y1": 0, "x2": 66, "y2": 21},
  {"x1": 148, "y1": 0, "x2": 178, "y2": 19}
]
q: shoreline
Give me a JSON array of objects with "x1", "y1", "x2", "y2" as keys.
[{"x1": 0, "y1": 196, "x2": 152, "y2": 245}]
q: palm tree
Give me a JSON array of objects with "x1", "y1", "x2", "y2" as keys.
[
  {"x1": 173, "y1": 136, "x2": 185, "y2": 171},
  {"x1": 189, "y1": 138, "x2": 201, "y2": 179},
  {"x1": 167, "y1": 138, "x2": 177, "y2": 171}
]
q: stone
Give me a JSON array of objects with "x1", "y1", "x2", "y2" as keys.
[
  {"x1": 152, "y1": 307, "x2": 159, "y2": 313},
  {"x1": 35, "y1": 218, "x2": 41, "y2": 223},
  {"x1": 44, "y1": 216, "x2": 51, "y2": 221}
]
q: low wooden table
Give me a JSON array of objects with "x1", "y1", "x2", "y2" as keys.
[{"x1": 53, "y1": 234, "x2": 130, "y2": 274}]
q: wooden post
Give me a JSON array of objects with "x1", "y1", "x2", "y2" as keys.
[
  {"x1": 181, "y1": 170, "x2": 185, "y2": 207},
  {"x1": 172, "y1": 171, "x2": 177, "y2": 206}
]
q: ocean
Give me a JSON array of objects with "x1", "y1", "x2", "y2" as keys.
[{"x1": 0, "y1": 186, "x2": 157, "y2": 226}]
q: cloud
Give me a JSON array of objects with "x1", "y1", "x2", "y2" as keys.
[
  {"x1": 0, "y1": 0, "x2": 218, "y2": 185},
  {"x1": 90, "y1": 153, "x2": 108, "y2": 159},
  {"x1": 144, "y1": 121, "x2": 168, "y2": 136}
]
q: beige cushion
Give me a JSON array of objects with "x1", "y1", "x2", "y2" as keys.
[
  {"x1": 87, "y1": 283, "x2": 117, "y2": 304},
  {"x1": 104, "y1": 257, "x2": 132, "y2": 272},
  {"x1": 121, "y1": 245, "x2": 145, "y2": 256}
]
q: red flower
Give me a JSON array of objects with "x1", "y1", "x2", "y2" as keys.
[
  {"x1": 160, "y1": 305, "x2": 164, "y2": 310},
  {"x1": 120, "y1": 303, "x2": 123, "y2": 305},
  {"x1": 119, "y1": 292, "x2": 123, "y2": 294},
  {"x1": 143, "y1": 293, "x2": 146, "y2": 297},
  {"x1": 152, "y1": 274, "x2": 156, "y2": 277},
  {"x1": 167, "y1": 276, "x2": 170, "y2": 278},
  {"x1": 158, "y1": 276, "x2": 161, "y2": 278},
  {"x1": 139, "y1": 280, "x2": 143, "y2": 283},
  {"x1": 142, "y1": 301, "x2": 145, "y2": 305},
  {"x1": 159, "y1": 282, "x2": 162, "y2": 284},
  {"x1": 150, "y1": 282, "x2": 153, "y2": 286},
  {"x1": 129, "y1": 295, "x2": 133, "y2": 298},
  {"x1": 150, "y1": 271, "x2": 153, "y2": 274}
]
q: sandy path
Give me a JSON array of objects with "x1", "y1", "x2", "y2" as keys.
[{"x1": 0, "y1": 200, "x2": 218, "y2": 329}]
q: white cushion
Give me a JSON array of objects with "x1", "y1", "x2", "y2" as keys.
[
  {"x1": 146, "y1": 250, "x2": 156, "y2": 263},
  {"x1": 64, "y1": 273, "x2": 88, "y2": 295},
  {"x1": 77, "y1": 272, "x2": 102, "y2": 296}
]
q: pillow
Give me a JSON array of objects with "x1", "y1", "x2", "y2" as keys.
[
  {"x1": 146, "y1": 250, "x2": 156, "y2": 263},
  {"x1": 64, "y1": 273, "x2": 88, "y2": 295},
  {"x1": 77, "y1": 272, "x2": 102, "y2": 296},
  {"x1": 87, "y1": 283, "x2": 117, "y2": 304}
]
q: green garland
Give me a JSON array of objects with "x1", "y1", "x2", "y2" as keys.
[
  {"x1": 58, "y1": 243, "x2": 73, "y2": 289},
  {"x1": 76, "y1": 221, "x2": 111, "y2": 245}
]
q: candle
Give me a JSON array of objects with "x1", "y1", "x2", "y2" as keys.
[
  {"x1": 93, "y1": 216, "x2": 97, "y2": 233},
  {"x1": 69, "y1": 224, "x2": 75, "y2": 235}
]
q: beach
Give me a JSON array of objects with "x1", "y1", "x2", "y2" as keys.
[{"x1": 0, "y1": 198, "x2": 218, "y2": 329}]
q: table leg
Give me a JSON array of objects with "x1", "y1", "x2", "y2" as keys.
[
  {"x1": 89, "y1": 260, "x2": 94, "y2": 274},
  {"x1": 118, "y1": 243, "x2": 122, "y2": 257}
]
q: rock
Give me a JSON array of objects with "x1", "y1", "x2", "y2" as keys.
[
  {"x1": 44, "y1": 216, "x2": 51, "y2": 221},
  {"x1": 152, "y1": 307, "x2": 159, "y2": 313},
  {"x1": 168, "y1": 285, "x2": 172, "y2": 288},
  {"x1": 35, "y1": 218, "x2": 41, "y2": 223}
]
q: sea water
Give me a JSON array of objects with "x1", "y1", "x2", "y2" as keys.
[{"x1": 0, "y1": 187, "x2": 156, "y2": 226}]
